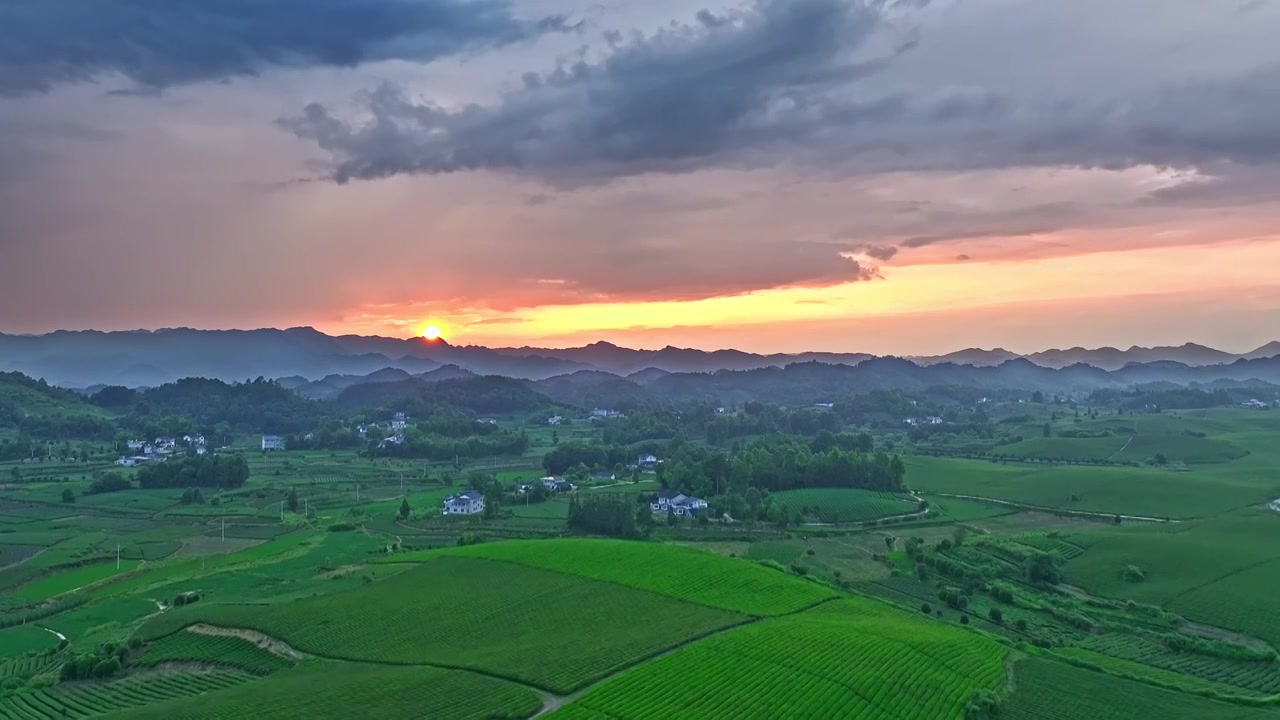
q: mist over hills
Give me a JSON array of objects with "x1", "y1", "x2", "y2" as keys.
[{"x1": 1, "y1": 327, "x2": 1278, "y2": 393}]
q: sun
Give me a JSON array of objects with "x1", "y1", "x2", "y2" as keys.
[{"x1": 421, "y1": 325, "x2": 443, "y2": 341}]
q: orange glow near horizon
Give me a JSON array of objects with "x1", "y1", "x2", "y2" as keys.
[{"x1": 329, "y1": 235, "x2": 1280, "y2": 353}]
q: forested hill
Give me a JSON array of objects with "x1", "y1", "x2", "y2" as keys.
[
  {"x1": 335, "y1": 376, "x2": 553, "y2": 415},
  {"x1": 0, "y1": 372, "x2": 104, "y2": 418},
  {"x1": 525, "y1": 357, "x2": 1280, "y2": 409}
]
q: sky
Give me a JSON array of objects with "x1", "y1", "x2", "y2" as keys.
[{"x1": 2, "y1": 0, "x2": 1279, "y2": 355}]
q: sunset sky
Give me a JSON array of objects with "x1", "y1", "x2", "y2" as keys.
[{"x1": 3, "y1": 0, "x2": 1279, "y2": 355}]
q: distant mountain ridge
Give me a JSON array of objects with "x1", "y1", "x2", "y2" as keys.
[{"x1": 0, "y1": 327, "x2": 1277, "y2": 388}]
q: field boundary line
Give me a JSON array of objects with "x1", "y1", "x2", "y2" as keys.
[
  {"x1": 376, "y1": 552, "x2": 840, "y2": 616},
  {"x1": 920, "y1": 492, "x2": 1179, "y2": 523},
  {"x1": 1163, "y1": 554, "x2": 1280, "y2": 606}
]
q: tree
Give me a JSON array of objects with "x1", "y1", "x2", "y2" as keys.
[
  {"x1": 1015, "y1": 618, "x2": 1028, "y2": 632},
  {"x1": 286, "y1": 487, "x2": 299, "y2": 513},
  {"x1": 960, "y1": 614, "x2": 970, "y2": 625},
  {"x1": 61, "y1": 488, "x2": 75, "y2": 503},
  {"x1": 1031, "y1": 391, "x2": 1045, "y2": 403},
  {"x1": 1025, "y1": 551, "x2": 1062, "y2": 585},
  {"x1": 921, "y1": 603, "x2": 932, "y2": 614},
  {"x1": 1042, "y1": 422, "x2": 1051, "y2": 438},
  {"x1": 667, "y1": 506, "x2": 677, "y2": 527},
  {"x1": 744, "y1": 487, "x2": 762, "y2": 521},
  {"x1": 399, "y1": 497, "x2": 411, "y2": 520},
  {"x1": 952, "y1": 527, "x2": 968, "y2": 547},
  {"x1": 1153, "y1": 452, "x2": 1168, "y2": 465},
  {"x1": 988, "y1": 608, "x2": 1003, "y2": 623},
  {"x1": 884, "y1": 535, "x2": 896, "y2": 552}
]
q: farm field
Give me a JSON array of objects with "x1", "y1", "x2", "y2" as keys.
[
  {"x1": 136, "y1": 628, "x2": 295, "y2": 675},
  {"x1": 906, "y1": 455, "x2": 1268, "y2": 519},
  {"x1": 102, "y1": 661, "x2": 543, "y2": 720},
  {"x1": 1064, "y1": 510, "x2": 1280, "y2": 607},
  {"x1": 1003, "y1": 657, "x2": 1280, "y2": 720},
  {"x1": 0, "y1": 669, "x2": 254, "y2": 719},
  {"x1": 770, "y1": 488, "x2": 918, "y2": 523},
  {"x1": 13, "y1": 559, "x2": 142, "y2": 600},
  {"x1": 1169, "y1": 556, "x2": 1280, "y2": 648},
  {"x1": 393, "y1": 538, "x2": 838, "y2": 615},
  {"x1": 551, "y1": 597, "x2": 1007, "y2": 719},
  {"x1": 138, "y1": 555, "x2": 746, "y2": 693}
]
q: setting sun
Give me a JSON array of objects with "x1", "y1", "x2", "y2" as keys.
[{"x1": 421, "y1": 325, "x2": 443, "y2": 341}]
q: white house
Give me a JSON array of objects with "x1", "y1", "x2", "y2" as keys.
[
  {"x1": 1242, "y1": 399, "x2": 1268, "y2": 409},
  {"x1": 262, "y1": 435, "x2": 285, "y2": 451},
  {"x1": 390, "y1": 419, "x2": 407, "y2": 432},
  {"x1": 813, "y1": 402, "x2": 834, "y2": 409},
  {"x1": 650, "y1": 490, "x2": 709, "y2": 517},
  {"x1": 547, "y1": 415, "x2": 563, "y2": 426},
  {"x1": 476, "y1": 418, "x2": 498, "y2": 426},
  {"x1": 442, "y1": 491, "x2": 486, "y2": 515},
  {"x1": 925, "y1": 416, "x2": 944, "y2": 425},
  {"x1": 126, "y1": 439, "x2": 145, "y2": 451},
  {"x1": 638, "y1": 454, "x2": 659, "y2": 470},
  {"x1": 115, "y1": 456, "x2": 137, "y2": 467}
]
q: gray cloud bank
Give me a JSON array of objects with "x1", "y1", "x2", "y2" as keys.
[
  {"x1": 283, "y1": 0, "x2": 1280, "y2": 188},
  {"x1": 0, "y1": 0, "x2": 565, "y2": 95}
]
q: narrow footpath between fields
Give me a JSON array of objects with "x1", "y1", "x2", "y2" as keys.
[{"x1": 920, "y1": 492, "x2": 1177, "y2": 523}]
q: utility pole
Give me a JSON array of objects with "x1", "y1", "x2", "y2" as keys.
[
  {"x1": 221, "y1": 518, "x2": 225, "y2": 543},
  {"x1": 304, "y1": 497, "x2": 309, "y2": 518},
  {"x1": 280, "y1": 500, "x2": 284, "y2": 521},
  {"x1": 116, "y1": 544, "x2": 121, "y2": 570}
]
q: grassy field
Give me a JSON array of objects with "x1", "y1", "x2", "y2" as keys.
[
  {"x1": 1003, "y1": 656, "x2": 1280, "y2": 720},
  {"x1": 910, "y1": 409, "x2": 1280, "y2": 519},
  {"x1": 392, "y1": 538, "x2": 838, "y2": 615},
  {"x1": 138, "y1": 555, "x2": 746, "y2": 693},
  {"x1": 105, "y1": 660, "x2": 542, "y2": 720},
  {"x1": 1059, "y1": 504, "x2": 1280, "y2": 609},
  {"x1": 770, "y1": 488, "x2": 917, "y2": 523},
  {"x1": 13, "y1": 559, "x2": 142, "y2": 600},
  {"x1": 1169, "y1": 556, "x2": 1280, "y2": 649},
  {"x1": 551, "y1": 597, "x2": 1007, "y2": 719}
]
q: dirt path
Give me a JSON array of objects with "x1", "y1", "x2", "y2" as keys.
[
  {"x1": 921, "y1": 492, "x2": 1176, "y2": 523},
  {"x1": 1105, "y1": 435, "x2": 1135, "y2": 461},
  {"x1": 187, "y1": 624, "x2": 306, "y2": 662}
]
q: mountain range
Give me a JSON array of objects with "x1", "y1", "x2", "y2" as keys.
[{"x1": 1, "y1": 327, "x2": 1278, "y2": 389}]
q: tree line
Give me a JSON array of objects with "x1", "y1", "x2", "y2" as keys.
[{"x1": 135, "y1": 454, "x2": 250, "y2": 490}]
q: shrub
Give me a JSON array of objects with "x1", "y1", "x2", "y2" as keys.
[
  {"x1": 960, "y1": 614, "x2": 970, "y2": 625},
  {"x1": 1015, "y1": 618, "x2": 1028, "y2": 632},
  {"x1": 328, "y1": 522, "x2": 358, "y2": 532},
  {"x1": 921, "y1": 603, "x2": 932, "y2": 614},
  {"x1": 988, "y1": 608, "x2": 1003, "y2": 623},
  {"x1": 1122, "y1": 564, "x2": 1145, "y2": 583}
]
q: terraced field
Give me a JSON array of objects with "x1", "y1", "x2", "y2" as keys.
[
  {"x1": 139, "y1": 555, "x2": 746, "y2": 692},
  {"x1": 137, "y1": 629, "x2": 294, "y2": 675},
  {"x1": 1075, "y1": 634, "x2": 1280, "y2": 695},
  {"x1": 1003, "y1": 657, "x2": 1280, "y2": 720},
  {"x1": 397, "y1": 538, "x2": 837, "y2": 615},
  {"x1": 551, "y1": 597, "x2": 1007, "y2": 719},
  {"x1": 104, "y1": 661, "x2": 543, "y2": 720},
  {"x1": 0, "y1": 670, "x2": 253, "y2": 719},
  {"x1": 770, "y1": 488, "x2": 918, "y2": 523}
]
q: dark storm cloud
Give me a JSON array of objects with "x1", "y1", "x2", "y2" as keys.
[
  {"x1": 863, "y1": 245, "x2": 898, "y2": 260},
  {"x1": 282, "y1": 0, "x2": 1280, "y2": 187},
  {"x1": 281, "y1": 0, "x2": 892, "y2": 183},
  {"x1": 0, "y1": 0, "x2": 566, "y2": 95}
]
